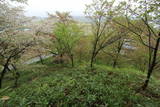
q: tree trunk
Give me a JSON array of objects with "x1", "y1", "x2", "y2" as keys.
[
  {"x1": 142, "y1": 38, "x2": 160, "y2": 90},
  {"x1": 14, "y1": 77, "x2": 18, "y2": 88},
  {"x1": 142, "y1": 68, "x2": 152, "y2": 90},
  {"x1": 70, "y1": 54, "x2": 74, "y2": 67},
  {"x1": 14, "y1": 72, "x2": 20, "y2": 88},
  {"x1": 0, "y1": 65, "x2": 7, "y2": 88},
  {"x1": 90, "y1": 37, "x2": 99, "y2": 69},
  {"x1": 60, "y1": 54, "x2": 63, "y2": 64},
  {"x1": 90, "y1": 51, "x2": 99, "y2": 69},
  {"x1": 113, "y1": 40, "x2": 124, "y2": 68},
  {"x1": 113, "y1": 59, "x2": 117, "y2": 68},
  {"x1": 90, "y1": 55, "x2": 94, "y2": 68},
  {"x1": 39, "y1": 55, "x2": 44, "y2": 65},
  {"x1": 11, "y1": 64, "x2": 17, "y2": 71},
  {"x1": 112, "y1": 52, "x2": 120, "y2": 68}
]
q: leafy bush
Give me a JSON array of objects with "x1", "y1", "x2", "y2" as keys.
[{"x1": 0, "y1": 64, "x2": 160, "y2": 107}]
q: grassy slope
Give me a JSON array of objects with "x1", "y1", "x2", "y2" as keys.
[{"x1": 0, "y1": 59, "x2": 160, "y2": 107}]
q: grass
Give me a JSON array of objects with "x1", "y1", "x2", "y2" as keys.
[{"x1": 0, "y1": 58, "x2": 160, "y2": 107}]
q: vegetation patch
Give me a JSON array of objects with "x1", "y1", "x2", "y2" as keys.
[{"x1": 0, "y1": 61, "x2": 160, "y2": 106}]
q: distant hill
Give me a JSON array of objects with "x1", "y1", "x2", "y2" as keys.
[
  {"x1": 29, "y1": 16, "x2": 91, "y2": 23},
  {"x1": 73, "y1": 16, "x2": 91, "y2": 23}
]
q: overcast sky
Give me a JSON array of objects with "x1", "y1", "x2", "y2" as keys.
[{"x1": 23, "y1": 0, "x2": 92, "y2": 17}]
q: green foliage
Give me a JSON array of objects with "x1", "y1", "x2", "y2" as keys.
[
  {"x1": 53, "y1": 21, "x2": 83, "y2": 56},
  {"x1": 0, "y1": 60, "x2": 160, "y2": 106},
  {"x1": 52, "y1": 18, "x2": 84, "y2": 67},
  {"x1": 0, "y1": 0, "x2": 160, "y2": 106}
]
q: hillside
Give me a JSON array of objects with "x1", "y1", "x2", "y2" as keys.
[
  {"x1": 0, "y1": 58, "x2": 160, "y2": 107},
  {"x1": 1, "y1": 0, "x2": 160, "y2": 107}
]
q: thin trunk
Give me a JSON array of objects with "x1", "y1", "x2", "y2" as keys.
[
  {"x1": 14, "y1": 72, "x2": 20, "y2": 88},
  {"x1": 113, "y1": 52, "x2": 120, "y2": 68},
  {"x1": 14, "y1": 77, "x2": 18, "y2": 88},
  {"x1": 90, "y1": 43, "x2": 97, "y2": 69},
  {"x1": 70, "y1": 54, "x2": 74, "y2": 67},
  {"x1": 0, "y1": 56, "x2": 12, "y2": 88},
  {"x1": 142, "y1": 38, "x2": 160, "y2": 90},
  {"x1": 0, "y1": 65, "x2": 7, "y2": 88},
  {"x1": 148, "y1": 32, "x2": 152, "y2": 73},
  {"x1": 113, "y1": 40, "x2": 123, "y2": 68},
  {"x1": 60, "y1": 54, "x2": 63, "y2": 64},
  {"x1": 90, "y1": 54, "x2": 94, "y2": 68},
  {"x1": 11, "y1": 64, "x2": 17, "y2": 71},
  {"x1": 113, "y1": 59, "x2": 117, "y2": 68},
  {"x1": 39, "y1": 55, "x2": 44, "y2": 65},
  {"x1": 6, "y1": 66, "x2": 11, "y2": 72},
  {"x1": 90, "y1": 34, "x2": 99, "y2": 68},
  {"x1": 90, "y1": 49, "x2": 100, "y2": 69}
]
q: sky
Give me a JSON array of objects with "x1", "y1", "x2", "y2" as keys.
[{"x1": 23, "y1": 0, "x2": 92, "y2": 17}]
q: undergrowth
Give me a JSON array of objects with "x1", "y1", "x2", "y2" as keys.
[{"x1": 0, "y1": 59, "x2": 160, "y2": 107}]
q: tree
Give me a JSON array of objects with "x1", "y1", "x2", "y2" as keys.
[
  {"x1": 54, "y1": 21, "x2": 82, "y2": 67},
  {"x1": 48, "y1": 11, "x2": 73, "y2": 25},
  {"x1": 114, "y1": 0, "x2": 160, "y2": 90},
  {"x1": 51, "y1": 12, "x2": 83, "y2": 67},
  {"x1": 49, "y1": 12, "x2": 72, "y2": 65},
  {"x1": 0, "y1": 0, "x2": 34, "y2": 88},
  {"x1": 29, "y1": 18, "x2": 54, "y2": 64},
  {"x1": 0, "y1": 35, "x2": 34, "y2": 88},
  {"x1": 85, "y1": 0, "x2": 122, "y2": 69},
  {"x1": 110, "y1": 23, "x2": 129, "y2": 68}
]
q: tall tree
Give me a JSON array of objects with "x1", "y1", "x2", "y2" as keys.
[
  {"x1": 52, "y1": 12, "x2": 83, "y2": 67},
  {"x1": 85, "y1": 0, "x2": 122, "y2": 69},
  {"x1": 0, "y1": 36, "x2": 34, "y2": 88},
  {"x1": 114, "y1": 0, "x2": 160, "y2": 90},
  {"x1": 0, "y1": 0, "x2": 35, "y2": 88}
]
